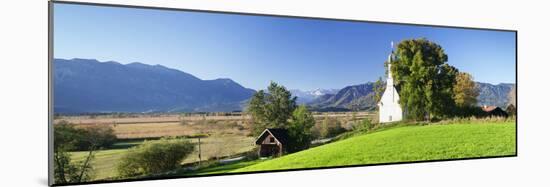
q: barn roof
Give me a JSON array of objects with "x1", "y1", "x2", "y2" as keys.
[
  {"x1": 255, "y1": 128, "x2": 289, "y2": 145},
  {"x1": 481, "y1": 106, "x2": 500, "y2": 112}
]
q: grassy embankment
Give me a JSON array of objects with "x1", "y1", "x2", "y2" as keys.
[{"x1": 230, "y1": 121, "x2": 515, "y2": 173}]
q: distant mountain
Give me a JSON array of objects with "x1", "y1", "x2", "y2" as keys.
[
  {"x1": 476, "y1": 82, "x2": 514, "y2": 108},
  {"x1": 308, "y1": 83, "x2": 377, "y2": 111},
  {"x1": 53, "y1": 58, "x2": 514, "y2": 113},
  {"x1": 53, "y1": 58, "x2": 256, "y2": 113},
  {"x1": 290, "y1": 88, "x2": 339, "y2": 104},
  {"x1": 308, "y1": 81, "x2": 515, "y2": 111}
]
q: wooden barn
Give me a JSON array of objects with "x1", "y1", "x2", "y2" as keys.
[
  {"x1": 255, "y1": 128, "x2": 289, "y2": 157},
  {"x1": 481, "y1": 105, "x2": 509, "y2": 117}
]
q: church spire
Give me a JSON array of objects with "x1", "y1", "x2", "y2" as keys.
[{"x1": 387, "y1": 41, "x2": 394, "y2": 80}]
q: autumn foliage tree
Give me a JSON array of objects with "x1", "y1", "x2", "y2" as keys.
[
  {"x1": 453, "y1": 72, "x2": 479, "y2": 107},
  {"x1": 507, "y1": 85, "x2": 517, "y2": 116}
]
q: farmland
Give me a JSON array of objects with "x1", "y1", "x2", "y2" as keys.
[
  {"x1": 56, "y1": 113, "x2": 515, "y2": 181},
  {"x1": 58, "y1": 112, "x2": 374, "y2": 180}
]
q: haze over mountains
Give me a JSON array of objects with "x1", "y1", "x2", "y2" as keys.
[{"x1": 53, "y1": 58, "x2": 514, "y2": 114}]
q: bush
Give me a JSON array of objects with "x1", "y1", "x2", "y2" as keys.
[
  {"x1": 244, "y1": 147, "x2": 259, "y2": 160},
  {"x1": 359, "y1": 118, "x2": 375, "y2": 130},
  {"x1": 117, "y1": 137, "x2": 195, "y2": 178},
  {"x1": 315, "y1": 116, "x2": 346, "y2": 138}
]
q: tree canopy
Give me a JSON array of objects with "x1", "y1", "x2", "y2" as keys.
[
  {"x1": 391, "y1": 38, "x2": 458, "y2": 121},
  {"x1": 453, "y1": 72, "x2": 479, "y2": 107},
  {"x1": 287, "y1": 105, "x2": 316, "y2": 152},
  {"x1": 247, "y1": 81, "x2": 314, "y2": 152},
  {"x1": 247, "y1": 81, "x2": 297, "y2": 136}
]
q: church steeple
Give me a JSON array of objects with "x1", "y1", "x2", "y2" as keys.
[
  {"x1": 387, "y1": 41, "x2": 394, "y2": 81},
  {"x1": 378, "y1": 41, "x2": 403, "y2": 123}
]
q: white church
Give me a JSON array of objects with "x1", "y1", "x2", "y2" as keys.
[{"x1": 378, "y1": 42, "x2": 403, "y2": 123}]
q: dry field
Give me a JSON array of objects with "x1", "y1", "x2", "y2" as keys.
[
  {"x1": 55, "y1": 112, "x2": 374, "y2": 139},
  {"x1": 59, "y1": 112, "x2": 374, "y2": 180},
  {"x1": 71, "y1": 135, "x2": 255, "y2": 180}
]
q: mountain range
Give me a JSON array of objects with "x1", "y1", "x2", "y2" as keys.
[
  {"x1": 476, "y1": 82, "x2": 514, "y2": 108},
  {"x1": 54, "y1": 58, "x2": 255, "y2": 113},
  {"x1": 53, "y1": 58, "x2": 514, "y2": 114},
  {"x1": 307, "y1": 83, "x2": 377, "y2": 111},
  {"x1": 307, "y1": 81, "x2": 514, "y2": 111},
  {"x1": 290, "y1": 89, "x2": 339, "y2": 104}
]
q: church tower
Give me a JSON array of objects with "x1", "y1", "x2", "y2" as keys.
[{"x1": 378, "y1": 42, "x2": 403, "y2": 123}]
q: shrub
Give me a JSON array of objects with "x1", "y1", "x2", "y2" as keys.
[
  {"x1": 359, "y1": 118, "x2": 375, "y2": 131},
  {"x1": 316, "y1": 116, "x2": 346, "y2": 138},
  {"x1": 343, "y1": 121, "x2": 356, "y2": 130},
  {"x1": 117, "y1": 137, "x2": 195, "y2": 178},
  {"x1": 244, "y1": 147, "x2": 259, "y2": 160}
]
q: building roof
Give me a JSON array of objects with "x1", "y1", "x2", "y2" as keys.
[
  {"x1": 255, "y1": 128, "x2": 289, "y2": 145},
  {"x1": 481, "y1": 105, "x2": 499, "y2": 112}
]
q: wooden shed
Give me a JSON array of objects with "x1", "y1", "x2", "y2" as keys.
[{"x1": 255, "y1": 128, "x2": 289, "y2": 157}]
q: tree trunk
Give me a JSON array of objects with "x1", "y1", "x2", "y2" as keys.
[{"x1": 77, "y1": 145, "x2": 96, "y2": 182}]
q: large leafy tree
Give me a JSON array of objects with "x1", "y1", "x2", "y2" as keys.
[
  {"x1": 453, "y1": 72, "x2": 479, "y2": 107},
  {"x1": 391, "y1": 38, "x2": 458, "y2": 121},
  {"x1": 247, "y1": 81, "x2": 297, "y2": 136}
]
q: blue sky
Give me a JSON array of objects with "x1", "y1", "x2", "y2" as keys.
[{"x1": 54, "y1": 3, "x2": 516, "y2": 91}]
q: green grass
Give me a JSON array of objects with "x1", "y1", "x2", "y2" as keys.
[
  {"x1": 234, "y1": 122, "x2": 515, "y2": 172},
  {"x1": 70, "y1": 135, "x2": 255, "y2": 180},
  {"x1": 181, "y1": 159, "x2": 266, "y2": 176},
  {"x1": 71, "y1": 140, "x2": 154, "y2": 180},
  {"x1": 71, "y1": 121, "x2": 515, "y2": 180},
  {"x1": 71, "y1": 149, "x2": 128, "y2": 180}
]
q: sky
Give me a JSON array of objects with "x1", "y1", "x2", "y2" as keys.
[{"x1": 54, "y1": 3, "x2": 516, "y2": 91}]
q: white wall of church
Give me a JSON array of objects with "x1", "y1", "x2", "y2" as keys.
[
  {"x1": 378, "y1": 86, "x2": 403, "y2": 123},
  {"x1": 378, "y1": 50, "x2": 403, "y2": 123}
]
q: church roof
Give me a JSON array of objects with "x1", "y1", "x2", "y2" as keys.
[{"x1": 481, "y1": 106, "x2": 500, "y2": 112}]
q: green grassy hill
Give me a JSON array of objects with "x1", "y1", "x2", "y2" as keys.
[{"x1": 233, "y1": 122, "x2": 515, "y2": 172}]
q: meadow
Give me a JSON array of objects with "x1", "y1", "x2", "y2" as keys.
[{"x1": 232, "y1": 121, "x2": 515, "y2": 172}]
